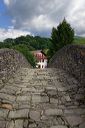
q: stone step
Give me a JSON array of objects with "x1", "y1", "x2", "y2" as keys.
[{"x1": 0, "y1": 67, "x2": 84, "y2": 128}]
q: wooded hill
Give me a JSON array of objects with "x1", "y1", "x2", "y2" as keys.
[
  {"x1": 0, "y1": 35, "x2": 85, "y2": 67},
  {"x1": 0, "y1": 35, "x2": 85, "y2": 51},
  {"x1": 0, "y1": 35, "x2": 51, "y2": 67},
  {"x1": 0, "y1": 35, "x2": 51, "y2": 50}
]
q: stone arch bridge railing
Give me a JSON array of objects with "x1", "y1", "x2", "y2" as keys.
[
  {"x1": 48, "y1": 44, "x2": 85, "y2": 85},
  {"x1": 48, "y1": 44, "x2": 85, "y2": 105},
  {"x1": 0, "y1": 48, "x2": 31, "y2": 85}
]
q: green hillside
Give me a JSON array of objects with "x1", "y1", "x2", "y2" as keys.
[
  {"x1": 74, "y1": 36, "x2": 85, "y2": 45},
  {"x1": 0, "y1": 35, "x2": 85, "y2": 50},
  {"x1": 0, "y1": 35, "x2": 85, "y2": 66},
  {"x1": 0, "y1": 35, "x2": 51, "y2": 67}
]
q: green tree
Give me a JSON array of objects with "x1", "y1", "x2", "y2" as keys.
[
  {"x1": 12, "y1": 44, "x2": 36, "y2": 67},
  {"x1": 49, "y1": 18, "x2": 74, "y2": 57}
]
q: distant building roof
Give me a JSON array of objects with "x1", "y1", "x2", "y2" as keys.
[{"x1": 32, "y1": 50, "x2": 47, "y2": 60}]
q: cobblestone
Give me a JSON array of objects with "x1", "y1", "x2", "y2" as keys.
[
  {"x1": 8, "y1": 109, "x2": 29, "y2": 119},
  {"x1": 29, "y1": 110, "x2": 41, "y2": 121},
  {"x1": 45, "y1": 109, "x2": 63, "y2": 116},
  {"x1": 0, "y1": 68, "x2": 85, "y2": 128},
  {"x1": 50, "y1": 125, "x2": 68, "y2": 128}
]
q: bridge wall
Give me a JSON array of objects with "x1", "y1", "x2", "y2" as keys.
[
  {"x1": 0, "y1": 48, "x2": 31, "y2": 84},
  {"x1": 48, "y1": 45, "x2": 85, "y2": 85}
]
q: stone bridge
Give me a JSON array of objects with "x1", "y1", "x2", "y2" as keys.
[{"x1": 0, "y1": 46, "x2": 85, "y2": 128}]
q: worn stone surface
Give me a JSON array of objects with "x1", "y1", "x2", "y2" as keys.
[
  {"x1": 79, "y1": 122, "x2": 85, "y2": 128},
  {"x1": 14, "y1": 120, "x2": 23, "y2": 128},
  {"x1": 0, "y1": 48, "x2": 31, "y2": 84},
  {"x1": 8, "y1": 109, "x2": 29, "y2": 119},
  {"x1": 29, "y1": 110, "x2": 40, "y2": 121},
  {"x1": 0, "y1": 67, "x2": 85, "y2": 128},
  {"x1": 6, "y1": 120, "x2": 15, "y2": 128},
  {"x1": 0, "y1": 109, "x2": 9, "y2": 119},
  {"x1": 65, "y1": 115, "x2": 82, "y2": 126},
  {"x1": 50, "y1": 125, "x2": 68, "y2": 128},
  {"x1": 48, "y1": 45, "x2": 85, "y2": 85},
  {"x1": 45, "y1": 109, "x2": 63, "y2": 116},
  {"x1": 0, "y1": 121, "x2": 7, "y2": 128}
]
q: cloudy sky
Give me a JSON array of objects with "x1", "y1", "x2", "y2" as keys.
[{"x1": 0, "y1": 0, "x2": 85, "y2": 41}]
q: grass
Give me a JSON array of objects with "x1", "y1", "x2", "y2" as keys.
[{"x1": 74, "y1": 36, "x2": 85, "y2": 45}]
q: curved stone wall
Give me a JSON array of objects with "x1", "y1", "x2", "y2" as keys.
[
  {"x1": 48, "y1": 45, "x2": 85, "y2": 85},
  {"x1": 0, "y1": 48, "x2": 31, "y2": 84}
]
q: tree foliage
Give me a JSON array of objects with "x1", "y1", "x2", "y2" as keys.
[
  {"x1": 0, "y1": 20, "x2": 79, "y2": 63},
  {"x1": 12, "y1": 44, "x2": 36, "y2": 67},
  {"x1": 0, "y1": 35, "x2": 51, "y2": 66},
  {"x1": 49, "y1": 18, "x2": 74, "y2": 58}
]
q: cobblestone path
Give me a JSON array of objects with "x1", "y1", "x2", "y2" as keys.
[{"x1": 0, "y1": 68, "x2": 85, "y2": 128}]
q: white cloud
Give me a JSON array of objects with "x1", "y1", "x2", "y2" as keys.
[
  {"x1": 67, "y1": 0, "x2": 85, "y2": 36},
  {"x1": 4, "y1": 0, "x2": 12, "y2": 6},
  {"x1": 4, "y1": 0, "x2": 9, "y2": 5},
  {"x1": 31, "y1": 15, "x2": 57, "y2": 31},
  {"x1": 0, "y1": 28, "x2": 31, "y2": 41},
  {"x1": 3, "y1": 0, "x2": 85, "y2": 37}
]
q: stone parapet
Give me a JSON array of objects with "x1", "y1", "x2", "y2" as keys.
[
  {"x1": 0, "y1": 48, "x2": 31, "y2": 84},
  {"x1": 48, "y1": 45, "x2": 85, "y2": 85}
]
